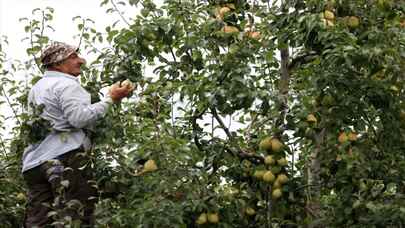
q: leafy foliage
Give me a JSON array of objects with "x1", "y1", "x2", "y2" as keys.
[{"x1": 0, "y1": 0, "x2": 404, "y2": 227}]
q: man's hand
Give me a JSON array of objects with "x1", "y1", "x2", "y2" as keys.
[{"x1": 108, "y1": 80, "x2": 136, "y2": 103}]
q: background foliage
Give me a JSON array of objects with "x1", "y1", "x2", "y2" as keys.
[{"x1": 0, "y1": 0, "x2": 404, "y2": 227}]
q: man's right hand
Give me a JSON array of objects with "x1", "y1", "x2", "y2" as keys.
[{"x1": 108, "y1": 80, "x2": 136, "y2": 103}]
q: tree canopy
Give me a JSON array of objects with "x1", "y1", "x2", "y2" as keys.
[{"x1": 0, "y1": 0, "x2": 404, "y2": 227}]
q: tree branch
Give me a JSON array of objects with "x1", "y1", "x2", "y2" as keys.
[
  {"x1": 211, "y1": 107, "x2": 264, "y2": 164},
  {"x1": 0, "y1": 86, "x2": 21, "y2": 126},
  {"x1": 211, "y1": 107, "x2": 232, "y2": 140},
  {"x1": 274, "y1": 47, "x2": 290, "y2": 137},
  {"x1": 0, "y1": 137, "x2": 8, "y2": 159},
  {"x1": 191, "y1": 108, "x2": 207, "y2": 152},
  {"x1": 111, "y1": 0, "x2": 131, "y2": 27},
  {"x1": 288, "y1": 51, "x2": 318, "y2": 70},
  {"x1": 30, "y1": 21, "x2": 43, "y2": 74}
]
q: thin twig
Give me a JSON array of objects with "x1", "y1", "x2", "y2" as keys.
[
  {"x1": 0, "y1": 86, "x2": 21, "y2": 126},
  {"x1": 0, "y1": 137, "x2": 8, "y2": 159},
  {"x1": 211, "y1": 107, "x2": 264, "y2": 164},
  {"x1": 30, "y1": 21, "x2": 43, "y2": 74},
  {"x1": 39, "y1": 10, "x2": 45, "y2": 58},
  {"x1": 191, "y1": 108, "x2": 207, "y2": 152},
  {"x1": 111, "y1": 0, "x2": 131, "y2": 27},
  {"x1": 169, "y1": 46, "x2": 177, "y2": 63},
  {"x1": 77, "y1": 19, "x2": 86, "y2": 50},
  {"x1": 211, "y1": 107, "x2": 232, "y2": 140}
]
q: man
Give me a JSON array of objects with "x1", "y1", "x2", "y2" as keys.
[{"x1": 22, "y1": 41, "x2": 134, "y2": 227}]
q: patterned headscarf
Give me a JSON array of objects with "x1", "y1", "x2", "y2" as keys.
[{"x1": 40, "y1": 42, "x2": 78, "y2": 67}]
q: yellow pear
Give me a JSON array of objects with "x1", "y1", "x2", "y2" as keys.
[
  {"x1": 207, "y1": 212, "x2": 219, "y2": 223},
  {"x1": 306, "y1": 114, "x2": 317, "y2": 123},
  {"x1": 16, "y1": 193, "x2": 26, "y2": 201},
  {"x1": 264, "y1": 155, "x2": 275, "y2": 165},
  {"x1": 347, "y1": 16, "x2": 360, "y2": 28},
  {"x1": 270, "y1": 166, "x2": 282, "y2": 175},
  {"x1": 273, "y1": 180, "x2": 282, "y2": 189},
  {"x1": 222, "y1": 25, "x2": 239, "y2": 34},
  {"x1": 253, "y1": 170, "x2": 266, "y2": 180},
  {"x1": 390, "y1": 85, "x2": 399, "y2": 93},
  {"x1": 121, "y1": 79, "x2": 136, "y2": 91},
  {"x1": 338, "y1": 132, "x2": 348, "y2": 144},
  {"x1": 219, "y1": 6, "x2": 231, "y2": 16},
  {"x1": 263, "y1": 171, "x2": 276, "y2": 183},
  {"x1": 224, "y1": 3, "x2": 236, "y2": 10},
  {"x1": 276, "y1": 174, "x2": 288, "y2": 184},
  {"x1": 245, "y1": 207, "x2": 256, "y2": 216},
  {"x1": 143, "y1": 159, "x2": 158, "y2": 172},
  {"x1": 247, "y1": 31, "x2": 261, "y2": 40},
  {"x1": 348, "y1": 132, "x2": 357, "y2": 141},
  {"x1": 259, "y1": 137, "x2": 272, "y2": 151},
  {"x1": 324, "y1": 10, "x2": 335, "y2": 20},
  {"x1": 272, "y1": 188, "x2": 283, "y2": 199},
  {"x1": 326, "y1": 19, "x2": 335, "y2": 27},
  {"x1": 270, "y1": 138, "x2": 283, "y2": 152},
  {"x1": 196, "y1": 213, "x2": 207, "y2": 225},
  {"x1": 277, "y1": 158, "x2": 288, "y2": 167}
]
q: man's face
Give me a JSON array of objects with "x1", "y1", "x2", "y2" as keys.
[{"x1": 54, "y1": 53, "x2": 86, "y2": 76}]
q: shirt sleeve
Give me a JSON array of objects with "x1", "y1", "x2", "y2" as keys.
[{"x1": 58, "y1": 81, "x2": 111, "y2": 129}]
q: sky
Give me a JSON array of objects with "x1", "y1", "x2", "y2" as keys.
[
  {"x1": 0, "y1": 0, "x2": 138, "y2": 138},
  {"x1": 0, "y1": 0, "x2": 241, "y2": 140},
  {"x1": 0, "y1": 0, "x2": 134, "y2": 61}
]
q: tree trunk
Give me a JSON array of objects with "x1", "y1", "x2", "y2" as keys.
[{"x1": 306, "y1": 129, "x2": 325, "y2": 228}]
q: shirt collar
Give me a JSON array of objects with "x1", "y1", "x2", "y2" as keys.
[{"x1": 43, "y1": 71, "x2": 79, "y2": 82}]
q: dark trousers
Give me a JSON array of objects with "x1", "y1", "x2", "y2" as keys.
[{"x1": 23, "y1": 149, "x2": 97, "y2": 227}]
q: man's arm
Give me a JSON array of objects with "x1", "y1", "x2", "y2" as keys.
[
  {"x1": 59, "y1": 82, "x2": 111, "y2": 129},
  {"x1": 59, "y1": 81, "x2": 134, "y2": 129}
]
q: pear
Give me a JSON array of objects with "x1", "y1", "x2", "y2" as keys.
[
  {"x1": 264, "y1": 155, "x2": 275, "y2": 165},
  {"x1": 207, "y1": 212, "x2": 219, "y2": 223},
  {"x1": 276, "y1": 174, "x2": 288, "y2": 184},
  {"x1": 245, "y1": 207, "x2": 256, "y2": 216},
  {"x1": 306, "y1": 114, "x2": 317, "y2": 123},
  {"x1": 270, "y1": 138, "x2": 283, "y2": 152},
  {"x1": 272, "y1": 188, "x2": 283, "y2": 199},
  {"x1": 348, "y1": 132, "x2": 357, "y2": 141},
  {"x1": 259, "y1": 137, "x2": 272, "y2": 151},
  {"x1": 273, "y1": 180, "x2": 282, "y2": 189},
  {"x1": 222, "y1": 25, "x2": 239, "y2": 33},
  {"x1": 253, "y1": 170, "x2": 266, "y2": 180},
  {"x1": 196, "y1": 213, "x2": 207, "y2": 225},
  {"x1": 143, "y1": 159, "x2": 158, "y2": 172},
  {"x1": 263, "y1": 171, "x2": 276, "y2": 183},
  {"x1": 16, "y1": 193, "x2": 26, "y2": 201},
  {"x1": 224, "y1": 3, "x2": 236, "y2": 10},
  {"x1": 326, "y1": 19, "x2": 335, "y2": 27},
  {"x1": 338, "y1": 132, "x2": 348, "y2": 144},
  {"x1": 247, "y1": 31, "x2": 261, "y2": 40},
  {"x1": 277, "y1": 158, "x2": 288, "y2": 167},
  {"x1": 219, "y1": 7, "x2": 231, "y2": 16},
  {"x1": 347, "y1": 16, "x2": 360, "y2": 28},
  {"x1": 121, "y1": 79, "x2": 135, "y2": 91},
  {"x1": 324, "y1": 10, "x2": 335, "y2": 20}
]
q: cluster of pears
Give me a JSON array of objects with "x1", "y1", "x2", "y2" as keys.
[
  {"x1": 213, "y1": 3, "x2": 260, "y2": 39},
  {"x1": 196, "y1": 212, "x2": 219, "y2": 225},
  {"x1": 322, "y1": 9, "x2": 360, "y2": 28},
  {"x1": 214, "y1": 3, "x2": 239, "y2": 34},
  {"x1": 255, "y1": 137, "x2": 289, "y2": 199},
  {"x1": 338, "y1": 131, "x2": 358, "y2": 144}
]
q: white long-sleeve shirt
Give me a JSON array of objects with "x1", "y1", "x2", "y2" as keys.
[{"x1": 22, "y1": 70, "x2": 111, "y2": 172}]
